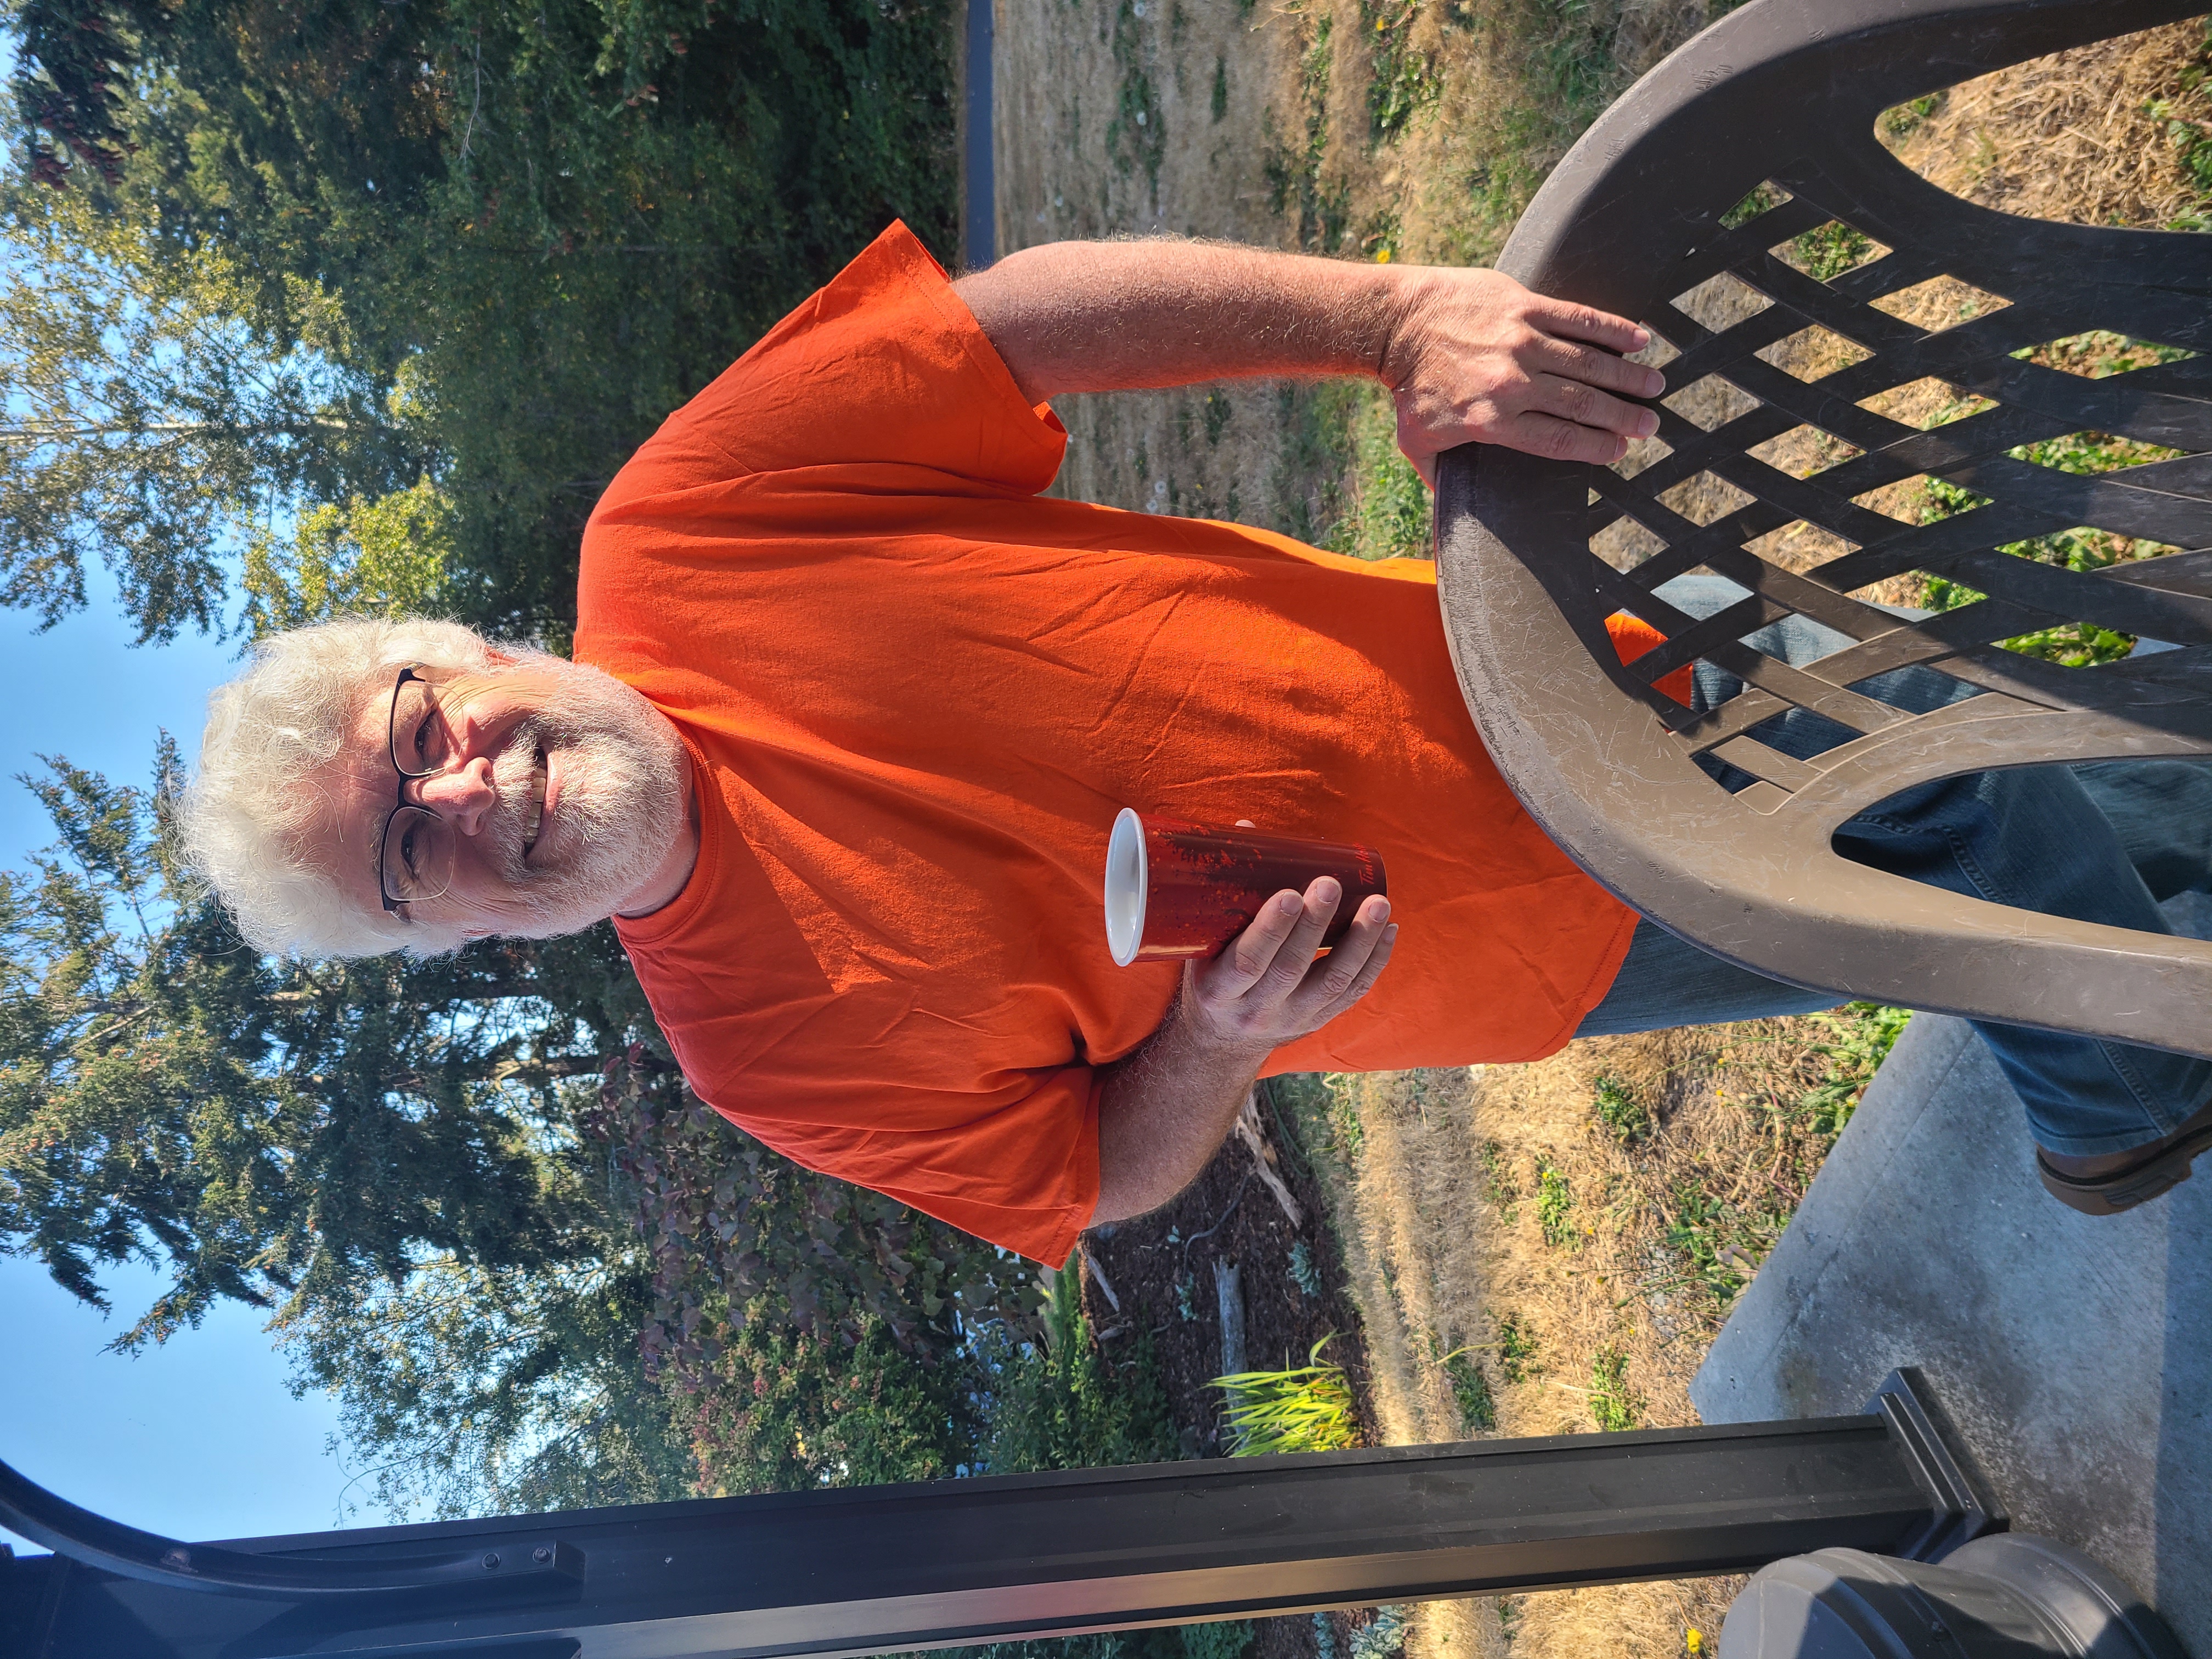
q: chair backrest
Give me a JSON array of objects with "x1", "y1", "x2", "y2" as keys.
[{"x1": 1435, "y1": 0, "x2": 2212, "y2": 1059}]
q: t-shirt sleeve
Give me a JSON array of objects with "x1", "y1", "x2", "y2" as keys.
[
  {"x1": 597, "y1": 221, "x2": 1068, "y2": 505},
  {"x1": 702, "y1": 1064, "x2": 1104, "y2": 1270}
]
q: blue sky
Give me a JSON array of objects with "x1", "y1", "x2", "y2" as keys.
[{"x1": 0, "y1": 570, "x2": 359, "y2": 1554}]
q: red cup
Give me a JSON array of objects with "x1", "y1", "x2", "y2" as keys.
[{"x1": 1103, "y1": 808, "x2": 1389, "y2": 966}]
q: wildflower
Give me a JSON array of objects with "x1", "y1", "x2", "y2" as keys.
[
  {"x1": 1376, "y1": 249, "x2": 1392, "y2": 263},
  {"x1": 1687, "y1": 1629, "x2": 1705, "y2": 1655}
]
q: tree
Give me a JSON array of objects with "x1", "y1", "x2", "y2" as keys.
[
  {"x1": 0, "y1": 182, "x2": 413, "y2": 641},
  {"x1": 0, "y1": 748, "x2": 603, "y2": 1345},
  {"x1": 278, "y1": 1249, "x2": 696, "y2": 1520},
  {"x1": 0, "y1": 0, "x2": 1001, "y2": 1517},
  {"x1": 6, "y1": 0, "x2": 961, "y2": 641}
]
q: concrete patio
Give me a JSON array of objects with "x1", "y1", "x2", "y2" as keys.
[{"x1": 1692, "y1": 1000, "x2": 2210, "y2": 1654}]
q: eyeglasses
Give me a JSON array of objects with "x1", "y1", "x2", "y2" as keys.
[{"x1": 377, "y1": 665, "x2": 460, "y2": 915}]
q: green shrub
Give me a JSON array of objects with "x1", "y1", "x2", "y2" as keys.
[
  {"x1": 980, "y1": 1262, "x2": 1175, "y2": 1477},
  {"x1": 1180, "y1": 1622, "x2": 1256, "y2": 1659}
]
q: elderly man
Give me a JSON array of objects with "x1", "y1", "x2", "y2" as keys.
[{"x1": 182, "y1": 227, "x2": 2212, "y2": 1262}]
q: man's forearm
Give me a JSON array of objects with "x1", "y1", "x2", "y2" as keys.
[
  {"x1": 955, "y1": 240, "x2": 1404, "y2": 404},
  {"x1": 1093, "y1": 980, "x2": 1273, "y2": 1226},
  {"x1": 953, "y1": 238, "x2": 1659, "y2": 473}
]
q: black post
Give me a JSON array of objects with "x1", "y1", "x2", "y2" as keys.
[{"x1": 1, "y1": 1372, "x2": 1996, "y2": 1659}]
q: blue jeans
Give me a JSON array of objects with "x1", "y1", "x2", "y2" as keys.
[{"x1": 1574, "y1": 575, "x2": 2212, "y2": 1155}]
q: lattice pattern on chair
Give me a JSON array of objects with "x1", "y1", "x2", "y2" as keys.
[
  {"x1": 1434, "y1": 0, "x2": 2212, "y2": 1057},
  {"x1": 1581, "y1": 169, "x2": 2212, "y2": 814}
]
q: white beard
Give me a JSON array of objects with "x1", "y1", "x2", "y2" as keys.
[{"x1": 421, "y1": 653, "x2": 689, "y2": 949}]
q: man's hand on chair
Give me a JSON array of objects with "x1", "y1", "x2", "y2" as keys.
[{"x1": 1379, "y1": 268, "x2": 1666, "y2": 481}]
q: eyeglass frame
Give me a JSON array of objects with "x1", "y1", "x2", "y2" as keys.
[{"x1": 377, "y1": 664, "x2": 455, "y2": 917}]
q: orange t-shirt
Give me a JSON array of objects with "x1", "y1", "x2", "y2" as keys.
[{"x1": 574, "y1": 222, "x2": 1638, "y2": 1267}]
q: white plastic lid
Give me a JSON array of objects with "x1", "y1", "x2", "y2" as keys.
[{"x1": 1104, "y1": 808, "x2": 1147, "y2": 967}]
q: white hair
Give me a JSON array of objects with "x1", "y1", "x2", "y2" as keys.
[{"x1": 178, "y1": 616, "x2": 499, "y2": 959}]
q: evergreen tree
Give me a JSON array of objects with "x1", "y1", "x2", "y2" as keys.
[
  {"x1": 0, "y1": 0, "x2": 1010, "y2": 1513},
  {"x1": 7, "y1": 0, "x2": 961, "y2": 640}
]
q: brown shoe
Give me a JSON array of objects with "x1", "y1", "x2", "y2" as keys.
[{"x1": 2036, "y1": 1097, "x2": 2212, "y2": 1216}]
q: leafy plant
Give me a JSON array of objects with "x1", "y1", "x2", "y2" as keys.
[
  {"x1": 1536, "y1": 1161, "x2": 1575, "y2": 1249},
  {"x1": 980, "y1": 1260, "x2": 1176, "y2": 1477},
  {"x1": 1423, "y1": 1331, "x2": 1493, "y2": 1431},
  {"x1": 1350, "y1": 1605, "x2": 1409, "y2": 1659},
  {"x1": 1882, "y1": 93, "x2": 1942, "y2": 140},
  {"x1": 1664, "y1": 1185, "x2": 1785, "y2": 1309},
  {"x1": 1720, "y1": 180, "x2": 1790, "y2": 229},
  {"x1": 1916, "y1": 339, "x2": 2191, "y2": 665},
  {"x1": 2147, "y1": 22, "x2": 2212, "y2": 230},
  {"x1": 1492, "y1": 1311, "x2": 1538, "y2": 1383},
  {"x1": 1214, "y1": 1334, "x2": 1359, "y2": 1455},
  {"x1": 1589, "y1": 1346, "x2": 1639, "y2": 1432},
  {"x1": 1179, "y1": 1622, "x2": 1255, "y2": 1659},
  {"x1": 1798, "y1": 1003, "x2": 1912, "y2": 1135},
  {"x1": 1287, "y1": 1238, "x2": 1323, "y2": 1298},
  {"x1": 1365, "y1": 1, "x2": 1440, "y2": 145},
  {"x1": 1592, "y1": 1075, "x2": 1650, "y2": 1146},
  {"x1": 1325, "y1": 383, "x2": 1431, "y2": 562},
  {"x1": 1788, "y1": 220, "x2": 1876, "y2": 282}
]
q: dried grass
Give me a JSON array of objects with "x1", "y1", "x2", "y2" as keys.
[
  {"x1": 1888, "y1": 20, "x2": 2212, "y2": 229},
  {"x1": 1301, "y1": 1014, "x2": 1887, "y2": 1659}
]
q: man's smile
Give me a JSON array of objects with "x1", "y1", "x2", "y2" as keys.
[{"x1": 522, "y1": 748, "x2": 552, "y2": 860}]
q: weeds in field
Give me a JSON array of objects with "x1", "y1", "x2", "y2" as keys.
[
  {"x1": 1663, "y1": 1184, "x2": 1785, "y2": 1309},
  {"x1": 1492, "y1": 1310, "x2": 1538, "y2": 1382},
  {"x1": 1423, "y1": 1330, "x2": 1496, "y2": 1431},
  {"x1": 1214, "y1": 1335, "x2": 1360, "y2": 1454},
  {"x1": 1364, "y1": 0, "x2": 1440, "y2": 144},
  {"x1": 1536, "y1": 1161, "x2": 1575, "y2": 1249},
  {"x1": 1784, "y1": 219, "x2": 1876, "y2": 281},
  {"x1": 1592, "y1": 1075, "x2": 1650, "y2": 1147},
  {"x1": 1917, "y1": 345, "x2": 2188, "y2": 663},
  {"x1": 1106, "y1": 0, "x2": 1165, "y2": 201},
  {"x1": 1323, "y1": 1073, "x2": 1365, "y2": 1161},
  {"x1": 1479, "y1": 1138, "x2": 1520, "y2": 1221},
  {"x1": 1588, "y1": 1346, "x2": 1640, "y2": 1431},
  {"x1": 1263, "y1": 6, "x2": 1349, "y2": 250},
  {"x1": 1798, "y1": 1004, "x2": 1912, "y2": 1135},
  {"x1": 2149, "y1": 21, "x2": 2212, "y2": 229},
  {"x1": 1883, "y1": 92, "x2": 1943, "y2": 140},
  {"x1": 1324, "y1": 386, "x2": 1431, "y2": 561}
]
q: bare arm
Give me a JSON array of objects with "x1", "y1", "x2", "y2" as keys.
[
  {"x1": 1093, "y1": 877, "x2": 1395, "y2": 1224},
  {"x1": 953, "y1": 238, "x2": 1663, "y2": 478}
]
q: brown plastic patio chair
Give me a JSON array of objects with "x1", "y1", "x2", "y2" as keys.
[{"x1": 1436, "y1": 0, "x2": 2212, "y2": 1059}]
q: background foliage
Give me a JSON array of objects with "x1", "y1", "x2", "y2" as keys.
[{"x1": 0, "y1": 0, "x2": 1097, "y2": 1520}]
